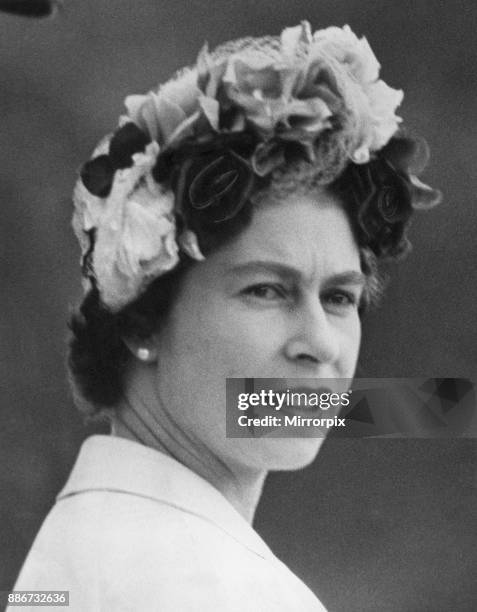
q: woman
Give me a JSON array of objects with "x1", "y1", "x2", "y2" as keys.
[{"x1": 10, "y1": 21, "x2": 439, "y2": 611}]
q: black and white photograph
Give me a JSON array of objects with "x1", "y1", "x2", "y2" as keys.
[{"x1": 1, "y1": 1, "x2": 476, "y2": 610}]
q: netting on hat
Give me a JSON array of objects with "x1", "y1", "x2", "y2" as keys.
[{"x1": 211, "y1": 34, "x2": 304, "y2": 61}]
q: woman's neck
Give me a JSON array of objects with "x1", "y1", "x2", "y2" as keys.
[{"x1": 110, "y1": 365, "x2": 266, "y2": 524}]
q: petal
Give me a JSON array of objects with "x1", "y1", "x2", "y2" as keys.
[
  {"x1": 180, "y1": 149, "x2": 254, "y2": 224},
  {"x1": 285, "y1": 96, "x2": 332, "y2": 120},
  {"x1": 281, "y1": 21, "x2": 312, "y2": 59},
  {"x1": 381, "y1": 136, "x2": 425, "y2": 173},
  {"x1": 125, "y1": 93, "x2": 161, "y2": 142},
  {"x1": 166, "y1": 110, "x2": 202, "y2": 146},
  {"x1": 274, "y1": 97, "x2": 333, "y2": 145},
  {"x1": 197, "y1": 43, "x2": 228, "y2": 98},
  {"x1": 90, "y1": 148, "x2": 176, "y2": 311},
  {"x1": 227, "y1": 110, "x2": 247, "y2": 132},
  {"x1": 313, "y1": 25, "x2": 355, "y2": 44},
  {"x1": 93, "y1": 189, "x2": 179, "y2": 311},
  {"x1": 409, "y1": 175, "x2": 442, "y2": 209},
  {"x1": 280, "y1": 63, "x2": 305, "y2": 100},
  {"x1": 119, "y1": 200, "x2": 175, "y2": 270},
  {"x1": 80, "y1": 155, "x2": 114, "y2": 198},
  {"x1": 198, "y1": 95, "x2": 220, "y2": 130},
  {"x1": 363, "y1": 81, "x2": 404, "y2": 151},
  {"x1": 312, "y1": 25, "x2": 380, "y2": 84},
  {"x1": 124, "y1": 94, "x2": 149, "y2": 118},
  {"x1": 178, "y1": 229, "x2": 205, "y2": 261},
  {"x1": 370, "y1": 115, "x2": 403, "y2": 151},
  {"x1": 224, "y1": 55, "x2": 282, "y2": 97},
  {"x1": 252, "y1": 141, "x2": 285, "y2": 176},
  {"x1": 163, "y1": 230, "x2": 180, "y2": 259},
  {"x1": 300, "y1": 57, "x2": 342, "y2": 100},
  {"x1": 109, "y1": 123, "x2": 150, "y2": 169},
  {"x1": 153, "y1": 94, "x2": 188, "y2": 144},
  {"x1": 196, "y1": 42, "x2": 211, "y2": 82},
  {"x1": 356, "y1": 35, "x2": 381, "y2": 82},
  {"x1": 367, "y1": 80, "x2": 404, "y2": 117},
  {"x1": 205, "y1": 60, "x2": 228, "y2": 98},
  {"x1": 189, "y1": 156, "x2": 240, "y2": 209},
  {"x1": 132, "y1": 179, "x2": 174, "y2": 217},
  {"x1": 159, "y1": 68, "x2": 201, "y2": 115},
  {"x1": 221, "y1": 85, "x2": 275, "y2": 133}
]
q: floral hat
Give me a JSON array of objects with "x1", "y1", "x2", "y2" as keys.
[{"x1": 73, "y1": 21, "x2": 440, "y2": 312}]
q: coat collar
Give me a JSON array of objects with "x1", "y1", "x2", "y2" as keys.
[{"x1": 57, "y1": 434, "x2": 275, "y2": 561}]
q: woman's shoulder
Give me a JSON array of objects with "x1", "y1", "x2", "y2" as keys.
[
  {"x1": 12, "y1": 491, "x2": 214, "y2": 607},
  {"x1": 21, "y1": 487, "x2": 252, "y2": 572},
  {"x1": 38, "y1": 487, "x2": 204, "y2": 557},
  {"x1": 13, "y1": 489, "x2": 327, "y2": 611}
]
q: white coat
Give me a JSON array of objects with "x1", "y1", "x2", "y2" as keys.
[{"x1": 10, "y1": 435, "x2": 327, "y2": 611}]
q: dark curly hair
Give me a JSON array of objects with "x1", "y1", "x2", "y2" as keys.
[{"x1": 68, "y1": 131, "x2": 439, "y2": 418}]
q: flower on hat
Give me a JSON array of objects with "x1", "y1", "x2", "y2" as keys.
[
  {"x1": 125, "y1": 68, "x2": 221, "y2": 148},
  {"x1": 74, "y1": 141, "x2": 183, "y2": 311},
  {"x1": 73, "y1": 21, "x2": 425, "y2": 311},
  {"x1": 311, "y1": 25, "x2": 403, "y2": 163}
]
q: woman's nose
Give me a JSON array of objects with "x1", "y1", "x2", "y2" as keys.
[{"x1": 283, "y1": 298, "x2": 340, "y2": 367}]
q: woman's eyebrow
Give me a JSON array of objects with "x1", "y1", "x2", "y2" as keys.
[
  {"x1": 227, "y1": 261, "x2": 367, "y2": 286},
  {"x1": 323, "y1": 271, "x2": 368, "y2": 287},
  {"x1": 227, "y1": 261, "x2": 301, "y2": 280}
]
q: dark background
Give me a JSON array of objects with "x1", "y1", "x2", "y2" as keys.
[{"x1": 1, "y1": 1, "x2": 476, "y2": 611}]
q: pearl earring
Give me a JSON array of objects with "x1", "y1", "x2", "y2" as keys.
[{"x1": 137, "y1": 348, "x2": 151, "y2": 361}]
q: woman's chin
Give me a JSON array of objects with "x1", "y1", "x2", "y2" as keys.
[{"x1": 256, "y1": 436, "x2": 327, "y2": 471}]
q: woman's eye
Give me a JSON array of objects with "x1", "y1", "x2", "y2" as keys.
[
  {"x1": 242, "y1": 283, "x2": 286, "y2": 301},
  {"x1": 323, "y1": 290, "x2": 359, "y2": 310}
]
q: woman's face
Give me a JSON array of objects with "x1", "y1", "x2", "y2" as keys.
[{"x1": 151, "y1": 190, "x2": 364, "y2": 472}]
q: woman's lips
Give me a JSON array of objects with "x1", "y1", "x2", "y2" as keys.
[{"x1": 246, "y1": 386, "x2": 341, "y2": 416}]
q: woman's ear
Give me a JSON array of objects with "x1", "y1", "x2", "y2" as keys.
[{"x1": 121, "y1": 336, "x2": 158, "y2": 363}]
